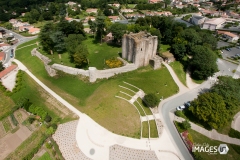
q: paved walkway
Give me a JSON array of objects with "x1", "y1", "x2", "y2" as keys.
[
  {"x1": 186, "y1": 72, "x2": 199, "y2": 89},
  {"x1": 172, "y1": 112, "x2": 240, "y2": 145},
  {"x1": 13, "y1": 59, "x2": 181, "y2": 160},
  {"x1": 232, "y1": 112, "x2": 240, "y2": 132}
]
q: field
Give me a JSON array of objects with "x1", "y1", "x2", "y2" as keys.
[
  {"x1": 0, "y1": 90, "x2": 15, "y2": 120},
  {"x1": 169, "y1": 61, "x2": 187, "y2": 86},
  {"x1": 5, "y1": 130, "x2": 46, "y2": 160},
  {"x1": 2, "y1": 118, "x2": 12, "y2": 133},
  {"x1": 149, "y1": 120, "x2": 158, "y2": 138},
  {"x1": 159, "y1": 44, "x2": 170, "y2": 53},
  {"x1": 142, "y1": 121, "x2": 149, "y2": 138},
  {"x1": 15, "y1": 39, "x2": 178, "y2": 137},
  {"x1": 82, "y1": 36, "x2": 121, "y2": 69},
  {"x1": 38, "y1": 152, "x2": 52, "y2": 160}
]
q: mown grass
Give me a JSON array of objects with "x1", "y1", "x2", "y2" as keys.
[
  {"x1": 149, "y1": 120, "x2": 158, "y2": 138},
  {"x1": 0, "y1": 90, "x2": 15, "y2": 120},
  {"x1": 15, "y1": 39, "x2": 178, "y2": 138},
  {"x1": 82, "y1": 35, "x2": 121, "y2": 69},
  {"x1": 159, "y1": 44, "x2": 170, "y2": 53},
  {"x1": 2, "y1": 118, "x2": 12, "y2": 133},
  {"x1": 142, "y1": 121, "x2": 149, "y2": 138},
  {"x1": 136, "y1": 98, "x2": 152, "y2": 115},
  {"x1": 133, "y1": 101, "x2": 145, "y2": 116},
  {"x1": 189, "y1": 129, "x2": 240, "y2": 160},
  {"x1": 37, "y1": 152, "x2": 52, "y2": 160},
  {"x1": 169, "y1": 61, "x2": 187, "y2": 86}
]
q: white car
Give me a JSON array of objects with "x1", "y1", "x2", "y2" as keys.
[{"x1": 176, "y1": 105, "x2": 185, "y2": 111}]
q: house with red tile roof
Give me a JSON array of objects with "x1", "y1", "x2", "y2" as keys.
[
  {"x1": 86, "y1": 8, "x2": 98, "y2": 14},
  {"x1": 217, "y1": 31, "x2": 239, "y2": 42},
  {"x1": 108, "y1": 16, "x2": 120, "y2": 22},
  {"x1": 28, "y1": 28, "x2": 40, "y2": 35},
  {"x1": 0, "y1": 65, "x2": 18, "y2": 81},
  {"x1": 0, "y1": 43, "x2": 10, "y2": 51}
]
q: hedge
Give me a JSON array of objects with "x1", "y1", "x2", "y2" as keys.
[
  {"x1": 230, "y1": 144, "x2": 240, "y2": 154},
  {"x1": 10, "y1": 113, "x2": 18, "y2": 126},
  {"x1": 228, "y1": 128, "x2": 240, "y2": 139}
]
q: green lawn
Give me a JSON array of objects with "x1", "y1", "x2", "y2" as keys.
[
  {"x1": 149, "y1": 120, "x2": 158, "y2": 138},
  {"x1": 136, "y1": 98, "x2": 152, "y2": 115},
  {"x1": 82, "y1": 36, "x2": 121, "y2": 69},
  {"x1": 33, "y1": 21, "x2": 52, "y2": 29},
  {"x1": 192, "y1": 79, "x2": 205, "y2": 84},
  {"x1": 15, "y1": 39, "x2": 178, "y2": 138},
  {"x1": 2, "y1": 118, "x2": 12, "y2": 133},
  {"x1": 127, "y1": 4, "x2": 136, "y2": 9},
  {"x1": 38, "y1": 152, "x2": 52, "y2": 160},
  {"x1": 0, "y1": 90, "x2": 15, "y2": 120},
  {"x1": 169, "y1": 61, "x2": 187, "y2": 86},
  {"x1": 159, "y1": 44, "x2": 170, "y2": 53},
  {"x1": 142, "y1": 121, "x2": 149, "y2": 138},
  {"x1": 189, "y1": 129, "x2": 240, "y2": 160},
  {"x1": 133, "y1": 101, "x2": 145, "y2": 116}
]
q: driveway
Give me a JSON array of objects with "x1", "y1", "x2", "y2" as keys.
[{"x1": 221, "y1": 47, "x2": 240, "y2": 60}]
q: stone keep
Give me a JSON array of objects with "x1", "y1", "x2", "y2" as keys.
[{"x1": 122, "y1": 31, "x2": 158, "y2": 67}]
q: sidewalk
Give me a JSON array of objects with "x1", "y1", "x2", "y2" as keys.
[{"x1": 172, "y1": 112, "x2": 240, "y2": 145}]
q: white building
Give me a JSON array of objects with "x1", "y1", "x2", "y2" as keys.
[
  {"x1": 218, "y1": 31, "x2": 239, "y2": 42},
  {"x1": 202, "y1": 18, "x2": 226, "y2": 30},
  {"x1": 190, "y1": 16, "x2": 206, "y2": 25}
]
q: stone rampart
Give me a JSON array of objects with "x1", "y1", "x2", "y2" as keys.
[{"x1": 52, "y1": 64, "x2": 89, "y2": 77}]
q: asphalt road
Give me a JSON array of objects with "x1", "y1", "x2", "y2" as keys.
[
  {"x1": 0, "y1": 27, "x2": 37, "y2": 65},
  {"x1": 160, "y1": 58, "x2": 238, "y2": 160}
]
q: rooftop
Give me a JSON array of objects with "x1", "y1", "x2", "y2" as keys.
[
  {"x1": 0, "y1": 65, "x2": 17, "y2": 79},
  {"x1": 204, "y1": 18, "x2": 226, "y2": 25}
]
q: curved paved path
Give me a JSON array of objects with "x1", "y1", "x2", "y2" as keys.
[
  {"x1": 232, "y1": 112, "x2": 240, "y2": 132},
  {"x1": 13, "y1": 59, "x2": 182, "y2": 160}
]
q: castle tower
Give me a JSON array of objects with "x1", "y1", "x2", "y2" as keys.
[{"x1": 122, "y1": 31, "x2": 158, "y2": 68}]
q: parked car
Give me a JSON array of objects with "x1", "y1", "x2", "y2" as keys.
[
  {"x1": 226, "y1": 48, "x2": 231, "y2": 51},
  {"x1": 10, "y1": 53, "x2": 14, "y2": 58},
  {"x1": 235, "y1": 54, "x2": 240, "y2": 57},
  {"x1": 237, "y1": 46, "x2": 240, "y2": 49},
  {"x1": 176, "y1": 105, "x2": 185, "y2": 111},
  {"x1": 184, "y1": 101, "x2": 191, "y2": 108}
]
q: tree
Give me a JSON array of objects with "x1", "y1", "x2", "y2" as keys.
[
  {"x1": 210, "y1": 76, "x2": 240, "y2": 115},
  {"x1": 0, "y1": 62, "x2": 4, "y2": 72},
  {"x1": 96, "y1": 16, "x2": 106, "y2": 43},
  {"x1": 190, "y1": 45, "x2": 218, "y2": 80},
  {"x1": 50, "y1": 31, "x2": 66, "y2": 53},
  {"x1": 189, "y1": 92, "x2": 229, "y2": 129},
  {"x1": 144, "y1": 93, "x2": 159, "y2": 108},
  {"x1": 182, "y1": 120, "x2": 191, "y2": 130},
  {"x1": 171, "y1": 43, "x2": 186, "y2": 60},
  {"x1": 44, "y1": 115, "x2": 52, "y2": 122},
  {"x1": 163, "y1": 0, "x2": 171, "y2": 8},
  {"x1": 73, "y1": 44, "x2": 89, "y2": 67},
  {"x1": 88, "y1": 19, "x2": 96, "y2": 35},
  {"x1": 64, "y1": 34, "x2": 85, "y2": 55},
  {"x1": 3, "y1": 22, "x2": 13, "y2": 30},
  {"x1": 109, "y1": 23, "x2": 127, "y2": 44}
]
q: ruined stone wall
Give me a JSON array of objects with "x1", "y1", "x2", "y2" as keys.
[
  {"x1": 122, "y1": 32, "x2": 158, "y2": 68},
  {"x1": 51, "y1": 64, "x2": 89, "y2": 77}
]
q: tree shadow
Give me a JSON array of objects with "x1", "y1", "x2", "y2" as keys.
[{"x1": 183, "y1": 109, "x2": 212, "y2": 130}]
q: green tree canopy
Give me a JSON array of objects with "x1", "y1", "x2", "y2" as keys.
[
  {"x1": 73, "y1": 44, "x2": 89, "y2": 67},
  {"x1": 109, "y1": 23, "x2": 127, "y2": 44},
  {"x1": 0, "y1": 62, "x2": 4, "y2": 72},
  {"x1": 189, "y1": 92, "x2": 229, "y2": 129},
  {"x1": 190, "y1": 45, "x2": 218, "y2": 80},
  {"x1": 144, "y1": 93, "x2": 159, "y2": 108},
  {"x1": 171, "y1": 43, "x2": 186, "y2": 60}
]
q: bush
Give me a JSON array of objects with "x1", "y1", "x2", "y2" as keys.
[
  {"x1": 182, "y1": 120, "x2": 191, "y2": 130},
  {"x1": 228, "y1": 128, "x2": 240, "y2": 139},
  {"x1": 28, "y1": 117, "x2": 35, "y2": 124},
  {"x1": 45, "y1": 142, "x2": 53, "y2": 149},
  {"x1": 51, "y1": 123, "x2": 58, "y2": 130},
  {"x1": 230, "y1": 144, "x2": 240, "y2": 154},
  {"x1": 144, "y1": 93, "x2": 159, "y2": 108},
  {"x1": 187, "y1": 133, "x2": 193, "y2": 143},
  {"x1": 175, "y1": 110, "x2": 184, "y2": 118},
  {"x1": 44, "y1": 115, "x2": 52, "y2": 122},
  {"x1": 105, "y1": 58, "x2": 123, "y2": 68},
  {"x1": 10, "y1": 114, "x2": 18, "y2": 126}
]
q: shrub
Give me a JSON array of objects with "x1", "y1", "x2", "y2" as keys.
[
  {"x1": 182, "y1": 120, "x2": 191, "y2": 130},
  {"x1": 228, "y1": 128, "x2": 240, "y2": 139},
  {"x1": 10, "y1": 114, "x2": 18, "y2": 126},
  {"x1": 105, "y1": 57, "x2": 123, "y2": 68},
  {"x1": 230, "y1": 144, "x2": 240, "y2": 154},
  {"x1": 144, "y1": 93, "x2": 159, "y2": 108},
  {"x1": 52, "y1": 150, "x2": 56, "y2": 156},
  {"x1": 175, "y1": 110, "x2": 184, "y2": 118},
  {"x1": 44, "y1": 115, "x2": 52, "y2": 122},
  {"x1": 187, "y1": 133, "x2": 193, "y2": 143},
  {"x1": 51, "y1": 123, "x2": 58, "y2": 130},
  {"x1": 28, "y1": 117, "x2": 35, "y2": 124},
  {"x1": 45, "y1": 142, "x2": 53, "y2": 149}
]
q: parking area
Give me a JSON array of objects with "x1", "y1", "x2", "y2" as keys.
[
  {"x1": 221, "y1": 47, "x2": 240, "y2": 60},
  {"x1": 217, "y1": 41, "x2": 230, "y2": 49}
]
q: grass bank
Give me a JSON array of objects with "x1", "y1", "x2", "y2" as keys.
[{"x1": 169, "y1": 61, "x2": 187, "y2": 86}]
